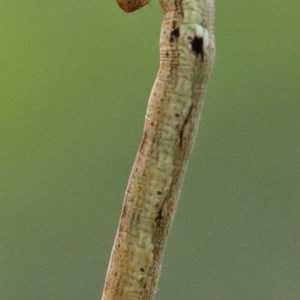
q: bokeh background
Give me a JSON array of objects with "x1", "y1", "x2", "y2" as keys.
[{"x1": 1, "y1": 1, "x2": 299, "y2": 299}]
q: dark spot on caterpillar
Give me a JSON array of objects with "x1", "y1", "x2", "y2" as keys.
[
  {"x1": 179, "y1": 105, "x2": 194, "y2": 148},
  {"x1": 155, "y1": 207, "x2": 163, "y2": 225},
  {"x1": 175, "y1": 113, "x2": 180, "y2": 117},
  {"x1": 140, "y1": 267, "x2": 145, "y2": 272},
  {"x1": 191, "y1": 36, "x2": 204, "y2": 61},
  {"x1": 157, "y1": 190, "x2": 162, "y2": 195},
  {"x1": 170, "y1": 27, "x2": 180, "y2": 42}
]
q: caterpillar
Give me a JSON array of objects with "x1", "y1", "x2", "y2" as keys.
[{"x1": 102, "y1": 1, "x2": 215, "y2": 299}]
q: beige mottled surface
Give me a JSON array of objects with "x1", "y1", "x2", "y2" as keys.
[{"x1": 101, "y1": 0, "x2": 215, "y2": 299}]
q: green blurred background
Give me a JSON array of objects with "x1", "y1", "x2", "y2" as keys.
[{"x1": 1, "y1": 1, "x2": 299, "y2": 299}]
